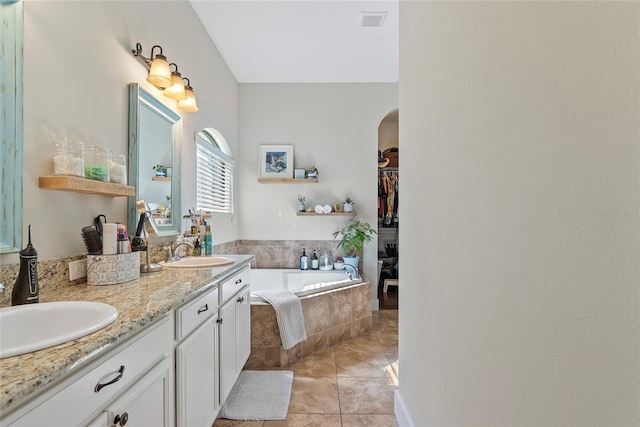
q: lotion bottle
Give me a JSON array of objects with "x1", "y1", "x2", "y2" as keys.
[
  {"x1": 300, "y1": 249, "x2": 309, "y2": 270},
  {"x1": 12, "y1": 225, "x2": 39, "y2": 305}
]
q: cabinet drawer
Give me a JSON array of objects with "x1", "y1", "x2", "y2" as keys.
[
  {"x1": 176, "y1": 287, "x2": 218, "y2": 341},
  {"x1": 12, "y1": 316, "x2": 172, "y2": 426},
  {"x1": 220, "y1": 266, "x2": 250, "y2": 305}
]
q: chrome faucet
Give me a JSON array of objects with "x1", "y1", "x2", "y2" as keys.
[
  {"x1": 344, "y1": 264, "x2": 359, "y2": 280},
  {"x1": 167, "y1": 241, "x2": 194, "y2": 262}
]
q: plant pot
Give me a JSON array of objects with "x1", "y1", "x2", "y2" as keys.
[
  {"x1": 343, "y1": 256, "x2": 359, "y2": 270},
  {"x1": 343, "y1": 202, "x2": 353, "y2": 213}
]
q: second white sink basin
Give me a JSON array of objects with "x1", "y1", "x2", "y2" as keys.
[
  {"x1": 160, "y1": 256, "x2": 235, "y2": 269},
  {"x1": 0, "y1": 301, "x2": 118, "y2": 359}
]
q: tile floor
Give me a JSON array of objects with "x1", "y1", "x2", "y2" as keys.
[{"x1": 214, "y1": 310, "x2": 399, "y2": 427}]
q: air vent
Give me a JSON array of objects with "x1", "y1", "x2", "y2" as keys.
[{"x1": 361, "y1": 11, "x2": 387, "y2": 27}]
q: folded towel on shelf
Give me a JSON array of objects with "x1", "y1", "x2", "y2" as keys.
[{"x1": 253, "y1": 290, "x2": 307, "y2": 350}]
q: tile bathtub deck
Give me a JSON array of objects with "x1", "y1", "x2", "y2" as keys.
[{"x1": 214, "y1": 310, "x2": 399, "y2": 427}]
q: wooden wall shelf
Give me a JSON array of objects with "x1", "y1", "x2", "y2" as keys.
[
  {"x1": 296, "y1": 212, "x2": 356, "y2": 216},
  {"x1": 258, "y1": 178, "x2": 318, "y2": 183},
  {"x1": 152, "y1": 176, "x2": 171, "y2": 182},
  {"x1": 39, "y1": 176, "x2": 135, "y2": 197}
]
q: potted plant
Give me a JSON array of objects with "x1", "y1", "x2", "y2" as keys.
[
  {"x1": 306, "y1": 166, "x2": 318, "y2": 179},
  {"x1": 332, "y1": 218, "x2": 377, "y2": 269},
  {"x1": 343, "y1": 197, "x2": 354, "y2": 213},
  {"x1": 153, "y1": 164, "x2": 167, "y2": 177}
]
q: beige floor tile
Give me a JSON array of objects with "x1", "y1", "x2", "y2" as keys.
[
  {"x1": 288, "y1": 376, "x2": 341, "y2": 414},
  {"x1": 213, "y1": 418, "x2": 264, "y2": 426},
  {"x1": 337, "y1": 377, "x2": 397, "y2": 414},
  {"x1": 288, "y1": 349, "x2": 336, "y2": 377},
  {"x1": 263, "y1": 413, "x2": 342, "y2": 427},
  {"x1": 335, "y1": 349, "x2": 391, "y2": 378},
  {"x1": 341, "y1": 414, "x2": 400, "y2": 427}
]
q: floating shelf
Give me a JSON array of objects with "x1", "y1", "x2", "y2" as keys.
[
  {"x1": 151, "y1": 176, "x2": 171, "y2": 182},
  {"x1": 258, "y1": 178, "x2": 318, "y2": 183},
  {"x1": 39, "y1": 176, "x2": 135, "y2": 197},
  {"x1": 296, "y1": 212, "x2": 356, "y2": 216}
]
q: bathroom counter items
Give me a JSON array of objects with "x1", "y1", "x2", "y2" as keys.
[{"x1": 0, "y1": 254, "x2": 254, "y2": 414}]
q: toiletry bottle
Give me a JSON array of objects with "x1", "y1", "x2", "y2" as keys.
[
  {"x1": 193, "y1": 235, "x2": 201, "y2": 256},
  {"x1": 311, "y1": 249, "x2": 319, "y2": 270},
  {"x1": 12, "y1": 225, "x2": 39, "y2": 305},
  {"x1": 205, "y1": 225, "x2": 213, "y2": 255},
  {"x1": 300, "y1": 249, "x2": 309, "y2": 270}
]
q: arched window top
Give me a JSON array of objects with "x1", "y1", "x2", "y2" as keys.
[{"x1": 198, "y1": 127, "x2": 233, "y2": 158}]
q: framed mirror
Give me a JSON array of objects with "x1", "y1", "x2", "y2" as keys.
[
  {"x1": 1, "y1": 0, "x2": 24, "y2": 254},
  {"x1": 128, "y1": 83, "x2": 182, "y2": 238}
]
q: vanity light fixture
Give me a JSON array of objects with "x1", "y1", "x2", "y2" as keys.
[
  {"x1": 163, "y1": 63, "x2": 187, "y2": 100},
  {"x1": 177, "y1": 78, "x2": 199, "y2": 112},
  {"x1": 131, "y1": 42, "x2": 198, "y2": 112}
]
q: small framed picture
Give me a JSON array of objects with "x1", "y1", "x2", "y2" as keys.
[
  {"x1": 333, "y1": 202, "x2": 343, "y2": 213},
  {"x1": 294, "y1": 168, "x2": 306, "y2": 179},
  {"x1": 259, "y1": 145, "x2": 294, "y2": 178}
]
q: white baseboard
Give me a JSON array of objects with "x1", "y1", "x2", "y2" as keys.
[{"x1": 394, "y1": 389, "x2": 414, "y2": 427}]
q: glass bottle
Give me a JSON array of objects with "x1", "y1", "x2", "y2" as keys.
[{"x1": 311, "y1": 249, "x2": 319, "y2": 270}]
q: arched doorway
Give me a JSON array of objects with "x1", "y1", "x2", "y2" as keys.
[{"x1": 377, "y1": 109, "x2": 399, "y2": 310}]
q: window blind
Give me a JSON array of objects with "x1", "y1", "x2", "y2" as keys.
[{"x1": 196, "y1": 133, "x2": 234, "y2": 214}]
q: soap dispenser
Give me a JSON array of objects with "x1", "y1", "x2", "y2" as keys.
[{"x1": 12, "y1": 225, "x2": 39, "y2": 305}]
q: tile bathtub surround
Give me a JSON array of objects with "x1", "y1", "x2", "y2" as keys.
[
  {"x1": 235, "y1": 240, "x2": 347, "y2": 269},
  {"x1": 245, "y1": 283, "x2": 372, "y2": 369},
  {"x1": 214, "y1": 310, "x2": 399, "y2": 427}
]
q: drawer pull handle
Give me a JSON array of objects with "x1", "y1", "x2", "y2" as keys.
[
  {"x1": 237, "y1": 296, "x2": 243, "y2": 303},
  {"x1": 114, "y1": 412, "x2": 129, "y2": 426},
  {"x1": 235, "y1": 278, "x2": 242, "y2": 284},
  {"x1": 197, "y1": 304, "x2": 209, "y2": 314},
  {"x1": 216, "y1": 318, "x2": 223, "y2": 324},
  {"x1": 94, "y1": 365, "x2": 125, "y2": 393}
]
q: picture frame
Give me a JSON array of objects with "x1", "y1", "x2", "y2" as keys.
[
  {"x1": 294, "y1": 168, "x2": 306, "y2": 179},
  {"x1": 259, "y1": 145, "x2": 294, "y2": 178},
  {"x1": 333, "y1": 202, "x2": 343, "y2": 213}
]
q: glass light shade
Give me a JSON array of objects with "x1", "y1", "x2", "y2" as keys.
[
  {"x1": 163, "y1": 73, "x2": 187, "y2": 100},
  {"x1": 177, "y1": 87, "x2": 199, "y2": 112},
  {"x1": 146, "y1": 54, "x2": 172, "y2": 88}
]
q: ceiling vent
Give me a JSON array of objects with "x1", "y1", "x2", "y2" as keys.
[{"x1": 361, "y1": 11, "x2": 387, "y2": 28}]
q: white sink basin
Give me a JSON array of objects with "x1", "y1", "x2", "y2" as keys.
[
  {"x1": 160, "y1": 256, "x2": 235, "y2": 269},
  {"x1": 0, "y1": 301, "x2": 118, "y2": 359}
]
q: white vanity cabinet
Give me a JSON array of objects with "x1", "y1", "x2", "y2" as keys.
[
  {"x1": 87, "y1": 357, "x2": 172, "y2": 427},
  {"x1": 218, "y1": 267, "x2": 251, "y2": 404},
  {"x1": 7, "y1": 315, "x2": 173, "y2": 427},
  {"x1": 175, "y1": 287, "x2": 219, "y2": 427}
]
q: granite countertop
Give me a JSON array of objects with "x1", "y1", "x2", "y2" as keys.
[{"x1": 0, "y1": 254, "x2": 254, "y2": 415}]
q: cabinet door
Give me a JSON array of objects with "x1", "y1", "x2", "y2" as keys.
[
  {"x1": 108, "y1": 357, "x2": 172, "y2": 427},
  {"x1": 236, "y1": 287, "x2": 251, "y2": 372},
  {"x1": 176, "y1": 315, "x2": 219, "y2": 427},
  {"x1": 219, "y1": 298, "x2": 237, "y2": 404}
]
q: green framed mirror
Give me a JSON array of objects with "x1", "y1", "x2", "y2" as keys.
[
  {"x1": 0, "y1": 0, "x2": 23, "y2": 254},
  {"x1": 128, "y1": 83, "x2": 182, "y2": 239}
]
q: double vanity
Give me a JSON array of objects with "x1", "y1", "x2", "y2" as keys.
[{"x1": 0, "y1": 254, "x2": 254, "y2": 427}]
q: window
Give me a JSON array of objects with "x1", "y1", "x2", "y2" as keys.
[{"x1": 195, "y1": 128, "x2": 234, "y2": 214}]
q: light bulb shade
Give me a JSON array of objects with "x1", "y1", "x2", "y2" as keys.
[
  {"x1": 147, "y1": 54, "x2": 172, "y2": 88},
  {"x1": 178, "y1": 87, "x2": 199, "y2": 112},
  {"x1": 163, "y1": 72, "x2": 187, "y2": 100}
]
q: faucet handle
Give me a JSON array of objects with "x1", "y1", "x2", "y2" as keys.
[{"x1": 165, "y1": 245, "x2": 174, "y2": 261}]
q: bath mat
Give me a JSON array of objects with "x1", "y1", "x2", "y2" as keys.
[{"x1": 218, "y1": 370, "x2": 294, "y2": 420}]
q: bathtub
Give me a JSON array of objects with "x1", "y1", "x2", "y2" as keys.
[
  {"x1": 250, "y1": 269, "x2": 362, "y2": 301},
  {"x1": 246, "y1": 268, "x2": 371, "y2": 368}
]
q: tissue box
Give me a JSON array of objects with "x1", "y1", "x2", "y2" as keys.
[{"x1": 87, "y1": 252, "x2": 140, "y2": 286}]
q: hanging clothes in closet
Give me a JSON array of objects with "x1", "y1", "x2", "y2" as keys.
[{"x1": 378, "y1": 169, "x2": 398, "y2": 227}]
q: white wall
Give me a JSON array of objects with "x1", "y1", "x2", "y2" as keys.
[
  {"x1": 398, "y1": 2, "x2": 639, "y2": 426},
  {"x1": 238, "y1": 83, "x2": 398, "y2": 303},
  {"x1": 0, "y1": 0, "x2": 239, "y2": 264}
]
